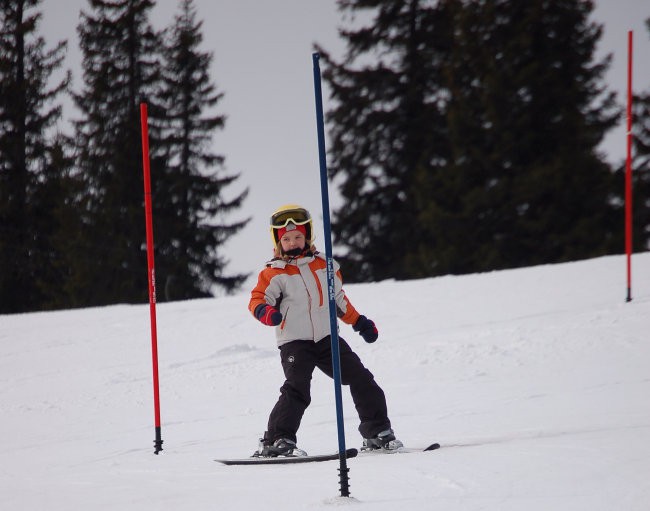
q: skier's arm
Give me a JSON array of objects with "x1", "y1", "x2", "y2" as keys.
[
  {"x1": 333, "y1": 268, "x2": 360, "y2": 326},
  {"x1": 249, "y1": 268, "x2": 282, "y2": 322},
  {"x1": 334, "y1": 267, "x2": 377, "y2": 342}
]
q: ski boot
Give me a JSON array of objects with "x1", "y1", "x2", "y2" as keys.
[
  {"x1": 361, "y1": 428, "x2": 404, "y2": 452},
  {"x1": 253, "y1": 437, "x2": 308, "y2": 458}
]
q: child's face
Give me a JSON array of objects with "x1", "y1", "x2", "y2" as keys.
[{"x1": 280, "y1": 230, "x2": 306, "y2": 252}]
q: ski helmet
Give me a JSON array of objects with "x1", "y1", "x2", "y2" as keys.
[{"x1": 270, "y1": 204, "x2": 314, "y2": 247}]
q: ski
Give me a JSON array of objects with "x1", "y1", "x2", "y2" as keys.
[
  {"x1": 359, "y1": 442, "x2": 440, "y2": 455},
  {"x1": 215, "y1": 447, "x2": 358, "y2": 466}
]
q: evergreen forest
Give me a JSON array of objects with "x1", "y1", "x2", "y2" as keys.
[{"x1": 1, "y1": 0, "x2": 648, "y2": 312}]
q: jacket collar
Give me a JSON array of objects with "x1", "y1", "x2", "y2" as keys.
[{"x1": 268, "y1": 252, "x2": 314, "y2": 269}]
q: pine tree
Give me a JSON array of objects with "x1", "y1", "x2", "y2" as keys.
[
  {"x1": 432, "y1": 0, "x2": 621, "y2": 273},
  {"x1": 71, "y1": 0, "x2": 164, "y2": 306},
  {"x1": 316, "y1": 0, "x2": 451, "y2": 281},
  {"x1": 319, "y1": 0, "x2": 621, "y2": 282},
  {"x1": 36, "y1": 135, "x2": 79, "y2": 309},
  {"x1": 0, "y1": 0, "x2": 71, "y2": 313},
  {"x1": 157, "y1": 0, "x2": 249, "y2": 300},
  {"x1": 631, "y1": 88, "x2": 650, "y2": 250}
]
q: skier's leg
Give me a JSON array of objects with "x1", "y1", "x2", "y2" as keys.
[
  {"x1": 315, "y1": 336, "x2": 390, "y2": 438},
  {"x1": 266, "y1": 340, "x2": 316, "y2": 443}
]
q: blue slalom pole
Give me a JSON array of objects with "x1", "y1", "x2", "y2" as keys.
[{"x1": 312, "y1": 52, "x2": 351, "y2": 498}]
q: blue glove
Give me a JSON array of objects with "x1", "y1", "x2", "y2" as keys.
[
  {"x1": 255, "y1": 304, "x2": 282, "y2": 326},
  {"x1": 353, "y1": 315, "x2": 378, "y2": 343}
]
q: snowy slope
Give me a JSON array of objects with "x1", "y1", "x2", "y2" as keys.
[{"x1": 2, "y1": 253, "x2": 650, "y2": 510}]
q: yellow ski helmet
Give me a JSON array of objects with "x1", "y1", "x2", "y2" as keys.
[{"x1": 269, "y1": 204, "x2": 314, "y2": 247}]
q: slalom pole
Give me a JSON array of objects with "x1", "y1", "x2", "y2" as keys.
[
  {"x1": 625, "y1": 31, "x2": 633, "y2": 302},
  {"x1": 140, "y1": 102, "x2": 163, "y2": 454},
  {"x1": 312, "y1": 52, "x2": 351, "y2": 498}
]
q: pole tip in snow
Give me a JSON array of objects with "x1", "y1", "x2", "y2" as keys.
[{"x1": 154, "y1": 426, "x2": 163, "y2": 454}]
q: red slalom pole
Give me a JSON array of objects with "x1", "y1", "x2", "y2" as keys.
[
  {"x1": 140, "y1": 102, "x2": 163, "y2": 453},
  {"x1": 625, "y1": 31, "x2": 633, "y2": 302}
]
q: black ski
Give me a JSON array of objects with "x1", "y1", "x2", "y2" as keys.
[{"x1": 215, "y1": 448, "x2": 358, "y2": 466}]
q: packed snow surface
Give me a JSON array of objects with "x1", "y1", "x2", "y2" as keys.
[{"x1": 2, "y1": 253, "x2": 649, "y2": 510}]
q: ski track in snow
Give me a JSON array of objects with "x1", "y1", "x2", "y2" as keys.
[{"x1": 1, "y1": 254, "x2": 650, "y2": 510}]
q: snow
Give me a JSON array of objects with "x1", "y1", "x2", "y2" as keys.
[{"x1": 2, "y1": 253, "x2": 650, "y2": 510}]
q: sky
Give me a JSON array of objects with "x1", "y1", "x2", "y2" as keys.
[
  {"x1": 2, "y1": 252, "x2": 650, "y2": 509},
  {"x1": 39, "y1": 0, "x2": 650, "y2": 290}
]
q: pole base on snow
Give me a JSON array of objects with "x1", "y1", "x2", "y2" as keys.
[
  {"x1": 338, "y1": 458, "x2": 351, "y2": 497},
  {"x1": 154, "y1": 427, "x2": 163, "y2": 454}
]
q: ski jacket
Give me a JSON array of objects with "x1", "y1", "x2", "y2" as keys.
[{"x1": 249, "y1": 252, "x2": 361, "y2": 347}]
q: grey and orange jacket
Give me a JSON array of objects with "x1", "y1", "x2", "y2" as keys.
[{"x1": 249, "y1": 251, "x2": 361, "y2": 347}]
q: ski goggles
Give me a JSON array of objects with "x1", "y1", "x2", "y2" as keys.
[{"x1": 270, "y1": 208, "x2": 311, "y2": 229}]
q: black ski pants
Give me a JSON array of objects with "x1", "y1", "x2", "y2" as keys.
[{"x1": 265, "y1": 336, "x2": 391, "y2": 444}]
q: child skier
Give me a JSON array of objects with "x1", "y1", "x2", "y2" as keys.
[{"x1": 248, "y1": 204, "x2": 402, "y2": 457}]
